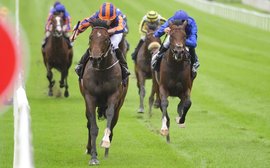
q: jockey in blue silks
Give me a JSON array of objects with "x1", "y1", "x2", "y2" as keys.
[
  {"x1": 42, "y1": 3, "x2": 72, "y2": 49},
  {"x1": 152, "y1": 10, "x2": 200, "y2": 79}
]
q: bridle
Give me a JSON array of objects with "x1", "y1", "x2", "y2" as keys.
[
  {"x1": 88, "y1": 27, "x2": 119, "y2": 71},
  {"x1": 169, "y1": 27, "x2": 190, "y2": 62},
  {"x1": 52, "y1": 16, "x2": 63, "y2": 37}
]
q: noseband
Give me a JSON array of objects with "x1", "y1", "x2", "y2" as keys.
[
  {"x1": 88, "y1": 27, "x2": 119, "y2": 71},
  {"x1": 170, "y1": 28, "x2": 190, "y2": 61},
  {"x1": 52, "y1": 16, "x2": 63, "y2": 37}
]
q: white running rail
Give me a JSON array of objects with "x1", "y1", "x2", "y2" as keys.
[
  {"x1": 13, "y1": 0, "x2": 34, "y2": 167},
  {"x1": 175, "y1": 0, "x2": 270, "y2": 31}
]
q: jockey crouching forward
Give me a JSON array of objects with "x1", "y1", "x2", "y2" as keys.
[
  {"x1": 151, "y1": 10, "x2": 200, "y2": 79},
  {"x1": 72, "y1": 2, "x2": 130, "y2": 85},
  {"x1": 42, "y1": 3, "x2": 72, "y2": 49},
  {"x1": 131, "y1": 11, "x2": 166, "y2": 63}
]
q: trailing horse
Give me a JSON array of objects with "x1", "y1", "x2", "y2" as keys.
[
  {"x1": 155, "y1": 20, "x2": 193, "y2": 142},
  {"x1": 79, "y1": 20, "x2": 128, "y2": 165},
  {"x1": 42, "y1": 14, "x2": 73, "y2": 97},
  {"x1": 135, "y1": 23, "x2": 161, "y2": 115}
]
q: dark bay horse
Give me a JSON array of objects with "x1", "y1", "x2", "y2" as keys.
[
  {"x1": 156, "y1": 20, "x2": 193, "y2": 142},
  {"x1": 42, "y1": 14, "x2": 73, "y2": 97},
  {"x1": 135, "y1": 23, "x2": 161, "y2": 114},
  {"x1": 80, "y1": 20, "x2": 128, "y2": 165}
]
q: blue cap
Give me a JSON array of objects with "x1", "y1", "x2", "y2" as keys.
[
  {"x1": 55, "y1": 4, "x2": 65, "y2": 12},
  {"x1": 53, "y1": 1, "x2": 61, "y2": 7},
  {"x1": 173, "y1": 10, "x2": 188, "y2": 21}
]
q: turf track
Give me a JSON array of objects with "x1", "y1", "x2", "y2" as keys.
[{"x1": 1, "y1": 0, "x2": 270, "y2": 167}]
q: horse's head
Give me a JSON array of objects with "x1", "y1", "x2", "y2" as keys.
[
  {"x1": 88, "y1": 19, "x2": 112, "y2": 66},
  {"x1": 145, "y1": 22, "x2": 161, "y2": 55},
  {"x1": 169, "y1": 20, "x2": 189, "y2": 61},
  {"x1": 51, "y1": 14, "x2": 64, "y2": 37}
]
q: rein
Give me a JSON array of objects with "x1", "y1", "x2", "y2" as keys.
[{"x1": 89, "y1": 27, "x2": 119, "y2": 71}]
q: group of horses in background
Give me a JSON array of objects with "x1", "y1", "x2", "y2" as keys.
[{"x1": 41, "y1": 13, "x2": 193, "y2": 165}]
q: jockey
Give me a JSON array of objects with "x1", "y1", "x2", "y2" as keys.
[
  {"x1": 72, "y1": 2, "x2": 130, "y2": 84},
  {"x1": 151, "y1": 10, "x2": 200, "y2": 78},
  {"x1": 131, "y1": 11, "x2": 166, "y2": 63},
  {"x1": 42, "y1": 3, "x2": 72, "y2": 49},
  {"x1": 116, "y1": 8, "x2": 128, "y2": 34}
]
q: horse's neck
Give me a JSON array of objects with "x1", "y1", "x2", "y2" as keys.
[{"x1": 49, "y1": 35, "x2": 65, "y2": 49}]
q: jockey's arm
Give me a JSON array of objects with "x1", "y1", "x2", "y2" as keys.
[
  {"x1": 154, "y1": 20, "x2": 169, "y2": 38},
  {"x1": 185, "y1": 18, "x2": 197, "y2": 48},
  {"x1": 64, "y1": 16, "x2": 71, "y2": 32},
  {"x1": 159, "y1": 16, "x2": 167, "y2": 25},
  {"x1": 108, "y1": 15, "x2": 124, "y2": 35},
  {"x1": 139, "y1": 17, "x2": 147, "y2": 34},
  {"x1": 45, "y1": 14, "x2": 53, "y2": 32}
]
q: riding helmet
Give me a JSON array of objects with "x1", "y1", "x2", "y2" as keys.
[
  {"x1": 173, "y1": 10, "x2": 188, "y2": 21},
  {"x1": 147, "y1": 11, "x2": 159, "y2": 22},
  {"x1": 99, "y1": 2, "x2": 117, "y2": 20}
]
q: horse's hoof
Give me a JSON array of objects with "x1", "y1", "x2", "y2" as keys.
[
  {"x1": 137, "y1": 108, "x2": 144, "y2": 113},
  {"x1": 175, "y1": 116, "x2": 181, "y2": 124},
  {"x1": 89, "y1": 158, "x2": 99, "y2": 166},
  {"x1": 48, "y1": 91, "x2": 53, "y2": 97},
  {"x1": 179, "y1": 123, "x2": 186, "y2": 128},
  {"x1": 160, "y1": 129, "x2": 169, "y2": 136},
  {"x1": 101, "y1": 140, "x2": 110, "y2": 148},
  {"x1": 64, "y1": 91, "x2": 69, "y2": 97}
]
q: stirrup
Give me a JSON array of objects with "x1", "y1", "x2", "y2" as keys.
[{"x1": 75, "y1": 64, "x2": 82, "y2": 76}]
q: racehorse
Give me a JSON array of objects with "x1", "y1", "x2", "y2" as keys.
[
  {"x1": 135, "y1": 23, "x2": 161, "y2": 115},
  {"x1": 156, "y1": 20, "x2": 193, "y2": 142},
  {"x1": 42, "y1": 14, "x2": 73, "y2": 97},
  {"x1": 79, "y1": 20, "x2": 128, "y2": 165}
]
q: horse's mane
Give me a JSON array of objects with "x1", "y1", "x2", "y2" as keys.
[
  {"x1": 91, "y1": 19, "x2": 109, "y2": 29},
  {"x1": 171, "y1": 20, "x2": 185, "y2": 26}
]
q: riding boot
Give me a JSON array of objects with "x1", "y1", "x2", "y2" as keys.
[
  {"x1": 151, "y1": 47, "x2": 168, "y2": 71},
  {"x1": 42, "y1": 37, "x2": 48, "y2": 49},
  {"x1": 75, "y1": 49, "x2": 89, "y2": 78},
  {"x1": 189, "y1": 48, "x2": 200, "y2": 79},
  {"x1": 131, "y1": 39, "x2": 144, "y2": 63},
  {"x1": 115, "y1": 48, "x2": 130, "y2": 86},
  {"x1": 64, "y1": 36, "x2": 73, "y2": 49}
]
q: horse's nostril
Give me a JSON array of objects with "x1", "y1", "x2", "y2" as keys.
[{"x1": 89, "y1": 57, "x2": 93, "y2": 60}]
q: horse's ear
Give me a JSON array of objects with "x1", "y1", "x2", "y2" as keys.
[{"x1": 183, "y1": 20, "x2": 188, "y2": 27}]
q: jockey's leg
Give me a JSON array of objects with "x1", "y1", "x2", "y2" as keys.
[
  {"x1": 151, "y1": 47, "x2": 168, "y2": 71},
  {"x1": 151, "y1": 36, "x2": 170, "y2": 71},
  {"x1": 189, "y1": 47, "x2": 200, "y2": 79},
  {"x1": 64, "y1": 32, "x2": 73, "y2": 49},
  {"x1": 111, "y1": 33, "x2": 130, "y2": 86},
  {"x1": 131, "y1": 38, "x2": 144, "y2": 63},
  {"x1": 115, "y1": 48, "x2": 130, "y2": 83},
  {"x1": 42, "y1": 31, "x2": 50, "y2": 48},
  {"x1": 75, "y1": 49, "x2": 89, "y2": 78}
]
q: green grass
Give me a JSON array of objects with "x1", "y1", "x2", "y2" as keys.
[{"x1": 1, "y1": 0, "x2": 270, "y2": 167}]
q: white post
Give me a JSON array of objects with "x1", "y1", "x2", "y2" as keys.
[{"x1": 13, "y1": 0, "x2": 34, "y2": 167}]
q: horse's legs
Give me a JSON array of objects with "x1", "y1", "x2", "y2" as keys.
[
  {"x1": 60, "y1": 69, "x2": 69, "y2": 97},
  {"x1": 159, "y1": 86, "x2": 170, "y2": 142},
  {"x1": 104, "y1": 108, "x2": 120, "y2": 158},
  {"x1": 101, "y1": 104, "x2": 115, "y2": 149},
  {"x1": 46, "y1": 66, "x2": 55, "y2": 96},
  {"x1": 138, "y1": 71, "x2": 146, "y2": 113},
  {"x1": 84, "y1": 95, "x2": 99, "y2": 165},
  {"x1": 176, "y1": 90, "x2": 192, "y2": 128},
  {"x1": 149, "y1": 74, "x2": 160, "y2": 116}
]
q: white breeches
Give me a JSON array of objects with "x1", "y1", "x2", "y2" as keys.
[{"x1": 110, "y1": 33, "x2": 123, "y2": 49}]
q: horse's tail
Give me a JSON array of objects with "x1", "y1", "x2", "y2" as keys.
[{"x1": 97, "y1": 106, "x2": 107, "y2": 120}]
